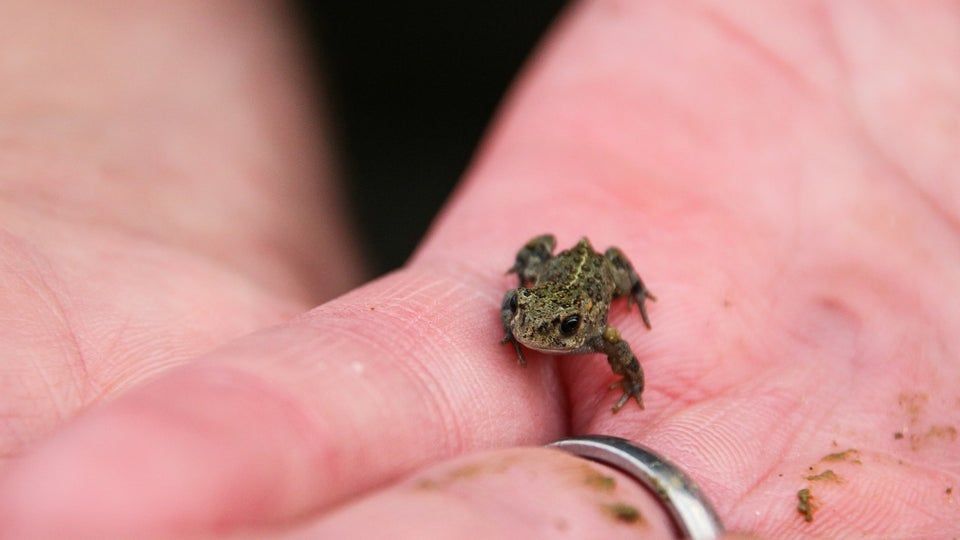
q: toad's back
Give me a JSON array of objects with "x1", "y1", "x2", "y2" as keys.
[{"x1": 535, "y1": 239, "x2": 616, "y2": 303}]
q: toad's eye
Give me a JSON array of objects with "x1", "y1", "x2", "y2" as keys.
[
  {"x1": 560, "y1": 314, "x2": 581, "y2": 336},
  {"x1": 508, "y1": 294, "x2": 518, "y2": 313}
]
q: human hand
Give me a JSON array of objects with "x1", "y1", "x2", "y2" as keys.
[{"x1": 2, "y1": 1, "x2": 959, "y2": 538}]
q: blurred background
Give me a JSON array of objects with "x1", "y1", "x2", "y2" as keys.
[{"x1": 299, "y1": 1, "x2": 565, "y2": 274}]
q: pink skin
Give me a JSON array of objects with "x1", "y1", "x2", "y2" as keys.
[{"x1": 1, "y1": 0, "x2": 959, "y2": 538}]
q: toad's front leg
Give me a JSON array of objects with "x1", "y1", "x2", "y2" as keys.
[
  {"x1": 604, "y1": 246, "x2": 656, "y2": 329},
  {"x1": 590, "y1": 326, "x2": 645, "y2": 412},
  {"x1": 500, "y1": 289, "x2": 526, "y2": 366}
]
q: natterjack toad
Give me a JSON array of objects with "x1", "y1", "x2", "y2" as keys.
[{"x1": 500, "y1": 235, "x2": 655, "y2": 412}]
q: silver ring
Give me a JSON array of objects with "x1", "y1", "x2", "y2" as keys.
[{"x1": 548, "y1": 435, "x2": 724, "y2": 540}]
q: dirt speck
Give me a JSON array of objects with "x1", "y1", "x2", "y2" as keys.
[
  {"x1": 554, "y1": 517, "x2": 569, "y2": 531},
  {"x1": 946, "y1": 487, "x2": 953, "y2": 495},
  {"x1": 412, "y1": 457, "x2": 518, "y2": 491},
  {"x1": 899, "y1": 392, "x2": 928, "y2": 423},
  {"x1": 583, "y1": 469, "x2": 617, "y2": 492},
  {"x1": 797, "y1": 488, "x2": 816, "y2": 523},
  {"x1": 910, "y1": 425, "x2": 958, "y2": 450},
  {"x1": 928, "y1": 425, "x2": 957, "y2": 440},
  {"x1": 894, "y1": 431, "x2": 904, "y2": 440},
  {"x1": 822, "y1": 448, "x2": 861, "y2": 464},
  {"x1": 415, "y1": 478, "x2": 439, "y2": 490},
  {"x1": 449, "y1": 463, "x2": 486, "y2": 480},
  {"x1": 603, "y1": 502, "x2": 643, "y2": 525},
  {"x1": 805, "y1": 469, "x2": 841, "y2": 483}
]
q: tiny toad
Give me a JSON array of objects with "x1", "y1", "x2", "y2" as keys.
[{"x1": 501, "y1": 234, "x2": 655, "y2": 412}]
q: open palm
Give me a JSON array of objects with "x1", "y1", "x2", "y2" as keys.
[{"x1": 2, "y1": 1, "x2": 958, "y2": 538}]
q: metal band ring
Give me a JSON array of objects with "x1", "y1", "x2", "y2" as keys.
[{"x1": 548, "y1": 435, "x2": 724, "y2": 540}]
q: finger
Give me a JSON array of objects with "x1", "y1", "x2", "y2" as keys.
[
  {"x1": 270, "y1": 448, "x2": 677, "y2": 540},
  {"x1": 0, "y1": 1, "x2": 360, "y2": 458},
  {"x1": 0, "y1": 265, "x2": 567, "y2": 537}
]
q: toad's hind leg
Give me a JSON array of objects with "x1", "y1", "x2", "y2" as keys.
[
  {"x1": 591, "y1": 327, "x2": 644, "y2": 413},
  {"x1": 507, "y1": 234, "x2": 555, "y2": 285},
  {"x1": 604, "y1": 246, "x2": 656, "y2": 329}
]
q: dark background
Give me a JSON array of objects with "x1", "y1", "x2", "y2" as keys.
[{"x1": 298, "y1": 1, "x2": 566, "y2": 274}]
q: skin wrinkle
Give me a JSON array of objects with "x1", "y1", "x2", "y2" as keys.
[
  {"x1": 644, "y1": 354, "x2": 729, "y2": 407},
  {"x1": 92, "y1": 314, "x2": 225, "y2": 395},
  {"x1": 317, "y1": 280, "x2": 481, "y2": 365},
  {"x1": 853, "y1": 118, "x2": 960, "y2": 240},
  {"x1": 369, "y1": 328, "x2": 470, "y2": 457},
  {"x1": 95, "y1": 316, "x2": 136, "y2": 376},
  {"x1": 26, "y1": 254, "x2": 94, "y2": 405},
  {"x1": 779, "y1": 296, "x2": 862, "y2": 371},
  {"x1": 812, "y1": 0, "x2": 852, "y2": 82},
  {"x1": 882, "y1": 453, "x2": 960, "y2": 486},
  {"x1": 698, "y1": 2, "x2": 818, "y2": 95},
  {"x1": 726, "y1": 441, "x2": 794, "y2": 512},
  {"x1": 0, "y1": 236, "x2": 79, "y2": 427}
]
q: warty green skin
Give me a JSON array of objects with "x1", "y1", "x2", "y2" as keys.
[{"x1": 500, "y1": 235, "x2": 655, "y2": 413}]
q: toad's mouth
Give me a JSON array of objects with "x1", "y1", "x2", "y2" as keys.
[
  {"x1": 511, "y1": 331, "x2": 588, "y2": 355},
  {"x1": 514, "y1": 338, "x2": 568, "y2": 353}
]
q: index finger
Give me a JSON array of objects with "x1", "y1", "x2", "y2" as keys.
[{"x1": 0, "y1": 265, "x2": 566, "y2": 537}]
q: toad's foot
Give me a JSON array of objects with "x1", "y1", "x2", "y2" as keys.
[
  {"x1": 501, "y1": 334, "x2": 527, "y2": 367},
  {"x1": 610, "y1": 376, "x2": 644, "y2": 412},
  {"x1": 627, "y1": 282, "x2": 656, "y2": 330},
  {"x1": 592, "y1": 326, "x2": 645, "y2": 413}
]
